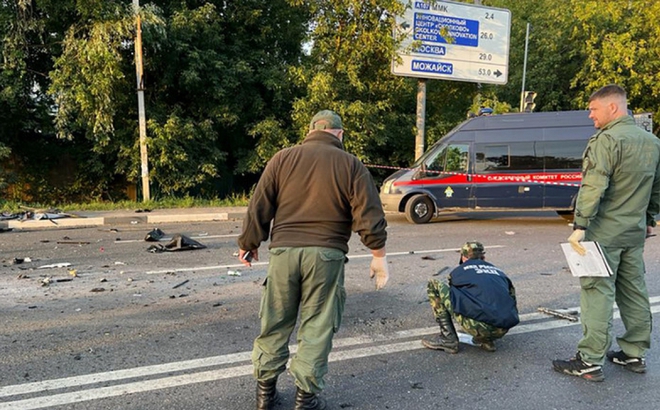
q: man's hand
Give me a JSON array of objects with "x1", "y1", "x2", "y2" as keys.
[
  {"x1": 239, "y1": 249, "x2": 258, "y2": 267},
  {"x1": 568, "y1": 229, "x2": 586, "y2": 256},
  {"x1": 369, "y1": 256, "x2": 389, "y2": 290}
]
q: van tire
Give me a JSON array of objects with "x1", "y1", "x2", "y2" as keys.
[{"x1": 405, "y1": 195, "x2": 434, "y2": 224}]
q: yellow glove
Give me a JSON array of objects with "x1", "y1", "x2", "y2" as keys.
[
  {"x1": 369, "y1": 256, "x2": 389, "y2": 290},
  {"x1": 568, "y1": 229, "x2": 586, "y2": 256}
]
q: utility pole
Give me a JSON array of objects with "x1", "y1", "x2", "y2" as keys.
[
  {"x1": 520, "y1": 22, "x2": 531, "y2": 112},
  {"x1": 133, "y1": 0, "x2": 150, "y2": 202},
  {"x1": 415, "y1": 79, "x2": 426, "y2": 161}
]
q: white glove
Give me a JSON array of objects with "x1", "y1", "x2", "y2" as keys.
[
  {"x1": 568, "y1": 229, "x2": 586, "y2": 256},
  {"x1": 370, "y1": 256, "x2": 389, "y2": 290}
]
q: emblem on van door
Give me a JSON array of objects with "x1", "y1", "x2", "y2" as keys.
[{"x1": 444, "y1": 186, "x2": 454, "y2": 197}]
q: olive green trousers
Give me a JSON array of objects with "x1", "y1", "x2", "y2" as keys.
[
  {"x1": 578, "y1": 245, "x2": 652, "y2": 365},
  {"x1": 252, "y1": 247, "x2": 346, "y2": 394}
]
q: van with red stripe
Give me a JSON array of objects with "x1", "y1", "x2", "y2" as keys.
[{"x1": 379, "y1": 110, "x2": 595, "y2": 223}]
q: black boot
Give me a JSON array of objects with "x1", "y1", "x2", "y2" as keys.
[
  {"x1": 256, "y1": 378, "x2": 279, "y2": 410},
  {"x1": 294, "y1": 387, "x2": 326, "y2": 410},
  {"x1": 421, "y1": 312, "x2": 459, "y2": 353}
]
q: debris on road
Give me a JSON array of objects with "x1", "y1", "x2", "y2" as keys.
[
  {"x1": 537, "y1": 307, "x2": 579, "y2": 322},
  {"x1": 433, "y1": 266, "x2": 450, "y2": 276},
  {"x1": 57, "y1": 241, "x2": 91, "y2": 245},
  {"x1": 90, "y1": 288, "x2": 106, "y2": 292},
  {"x1": 146, "y1": 234, "x2": 206, "y2": 253},
  {"x1": 37, "y1": 262, "x2": 72, "y2": 269},
  {"x1": 144, "y1": 228, "x2": 165, "y2": 242},
  {"x1": 172, "y1": 279, "x2": 189, "y2": 289},
  {"x1": 227, "y1": 270, "x2": 242, "y2": 277}
]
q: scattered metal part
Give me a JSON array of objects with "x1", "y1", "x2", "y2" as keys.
[
  {"x1": 433, "y1": 266, "x2": 450, "y2": 276},
  {"x1": 38, "y1": 262, "x2": 72, "y2": 269},
  {"x1": 173, "y1": 279, "x2": 190, "y2": 289},
  {"x1": 537, "y1": 307, "x2": 579, "y2": 322}
]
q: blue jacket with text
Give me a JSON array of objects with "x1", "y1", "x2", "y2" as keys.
[{"x1": 449, "y1": 259, "x2": 519, "y2": 329}]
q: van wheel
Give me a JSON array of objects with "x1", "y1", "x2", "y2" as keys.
[
  {"x1": 556, "y1": 211, "x2": 574, "y2": 222},
  {"x1": 405, "y1": 195, "x2": 434, "y2": 224}
]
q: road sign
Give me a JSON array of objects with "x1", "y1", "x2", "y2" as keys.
[{"x1": 392, "y1": 0, "x2": 511, "y2": 84}]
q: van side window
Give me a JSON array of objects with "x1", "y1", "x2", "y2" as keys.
[
  {"x1": 424, "y1": 144, "x2": 469, "y2": 177},
  {"x1": 476, "y1": 142, "x2": 543, "y2": 171},
  {"x1": 476, "y1": 144, "x2": 509, "y2": 171},
  {"x1": 541, "y1": 141, "x2": 587, "y2": 169}
]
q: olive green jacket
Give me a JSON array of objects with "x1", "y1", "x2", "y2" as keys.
[{"x1": 574, "y1": 116, "x2": 660, "y2": 247}]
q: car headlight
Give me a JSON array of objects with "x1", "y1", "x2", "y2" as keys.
[{"x1": 382, "y1": 179, "x2": 394, "y2": 194}]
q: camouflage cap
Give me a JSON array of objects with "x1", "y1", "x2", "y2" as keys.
[
  {"x1": 461, "y1": 241, "x2": 485, "y2": 259},
  {"x1": 309, "y1": 110, "x2": 343, "y2": 131}
]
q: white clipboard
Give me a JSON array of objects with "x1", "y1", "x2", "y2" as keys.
[{"x1": 560, "y1": 242, "x2": 613, "y2": 277}]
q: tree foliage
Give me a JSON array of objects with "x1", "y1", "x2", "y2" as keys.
[{"x1": 1, "y1": 0, "x2": 659, "y2": 204}]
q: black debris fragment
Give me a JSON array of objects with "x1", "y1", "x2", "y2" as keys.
[
  {"x1": 144, "y1": 228, "x2": 165, "y2": 242},
  {"x1": 146, "y1": 234, "x2": 206, "y2": 253}
]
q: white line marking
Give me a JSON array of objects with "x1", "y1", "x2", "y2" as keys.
[
  {"x1": 2, "y1": 299, "x2": 659, "y2": 410},
  {"x1": 0, "y1": 365, "x2": 253, "y2": 410},
  {"x1": 4, "y1": 303, "x2": 660, "y2": 410},
  {"x1": 143, "y1": 245, "x2": 505, "y2": 274}
]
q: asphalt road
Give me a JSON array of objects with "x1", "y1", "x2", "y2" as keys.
[{"x1": 1, "y1": 211, "x2": 659, "y2": 410}]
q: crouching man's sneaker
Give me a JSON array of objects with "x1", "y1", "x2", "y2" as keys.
[
  {"x1": 607, "y1": 350, "x2": 646, "y2": 374},
  {"x1": 552, "y1": 352, "x2": 604, "y2": 382}
]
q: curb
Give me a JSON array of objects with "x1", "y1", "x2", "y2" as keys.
[{"x1": 0, "y1": 211, "x2": 247, "y2": 231}]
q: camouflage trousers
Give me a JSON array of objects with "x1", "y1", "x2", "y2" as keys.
[{"x1": 427, "y1": 279, "x2": 508, "y2": 341}]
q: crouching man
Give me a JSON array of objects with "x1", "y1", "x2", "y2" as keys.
[{"x1": 422, "y1": 241, "x2": 519, "y2": 353}]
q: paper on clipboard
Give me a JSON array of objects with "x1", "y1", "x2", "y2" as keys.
[{"x1": 560, "y1": 242, "x2": 613, "y2": 277}]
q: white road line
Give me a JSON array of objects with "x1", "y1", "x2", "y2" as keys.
[
  {"x1": 2, "y1": 300, "x2": 659, "y2": 410},
  {"x1": 4, "y1": 304, "x2": 660, "y2": 410},
  {"x1": 144, "y1": 245, "x2": 505, "y2": 274},
  {"x1": 0, "y1": 365, "x2": 254, "y2": 410}
]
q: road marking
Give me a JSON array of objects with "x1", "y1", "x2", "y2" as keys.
[
  {"x1": 2, "y1": 299, "x2": 659, "y2": 409},
  {"x1": 143, "y1": 245, "x2": 505, "y2": 274}
]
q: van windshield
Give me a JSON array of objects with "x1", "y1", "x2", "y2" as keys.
[{"x1": 417, "y1": 143, "x2": 469, "y2": 177}]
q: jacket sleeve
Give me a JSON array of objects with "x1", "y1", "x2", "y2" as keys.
[
  {"x1": 646, "y1": 145, "x2": 660, "y2": 226},
  {"x1": 350, "y1": 163, "x2": 387, "y2": 250},
  {"x1": 237, "y1": 155, "x2": 280, "y2": 250},
  {"x1": 573, "y1": 134, "x2": 619, "y2": 228}
]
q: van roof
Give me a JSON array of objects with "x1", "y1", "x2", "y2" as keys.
[{"x1": 461, "y1": 110, "x2": 593, "y2": 131}]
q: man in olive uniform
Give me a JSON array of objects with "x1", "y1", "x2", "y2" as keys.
[
  {"x1": 422, "y1": 241, "x2": 519, "y2": 354},
  {"x1": 238, "y1": 110, "x2": 389, "y2": 410},
  {"x1": 553, "y1": 84, "x2": 660, "y2": 382}
]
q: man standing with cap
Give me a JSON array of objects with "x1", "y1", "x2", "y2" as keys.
[
  {"x1": 238, "y1": 109, "x2": 389, "y2": 410},
  {"x1": 422, "y1": 241, "x2": 519, "y2": 353}
]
